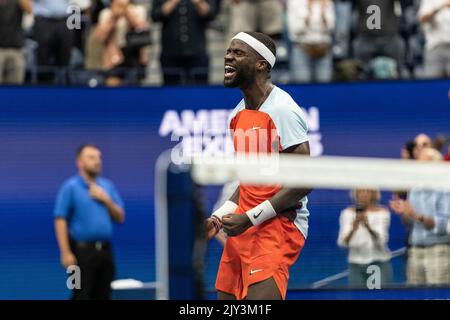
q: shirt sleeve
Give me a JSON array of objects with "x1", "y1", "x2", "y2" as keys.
[
  {"x1": 54, "y1": 182, "x2": 73, "y2": 219},
  {"x1": 287, "y1": 0, "x2": 307, "y2": 39},
  {"x1": 433, "y1": 192, "x2": 450, "y2": 235},
  {"x1": 274, "y1": 105, "x2": 309, "y2": 151},
  {"x1": 372, "y1": 209, "x2": 391, "y2": 245},
  {"x1": 337, "y1": 209, "x2": 352, "y2": 248}
]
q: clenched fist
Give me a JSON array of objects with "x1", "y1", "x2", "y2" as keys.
[{"x1": 205, "y1": 215, "x2": 222, "y2": 240}]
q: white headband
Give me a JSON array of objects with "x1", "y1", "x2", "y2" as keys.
[{"x1": 232, "y1": 32, "x2": 276, "y2": 68}]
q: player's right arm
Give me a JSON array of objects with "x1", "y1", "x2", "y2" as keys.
[{"x1": 205, "y1": 187, "x2": 240, "y2": 240}]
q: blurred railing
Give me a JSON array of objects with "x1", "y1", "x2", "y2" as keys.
[{"x1": 311, "y1": 247, "x2": 407, "y2": 289}]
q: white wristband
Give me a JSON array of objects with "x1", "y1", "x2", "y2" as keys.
[
  {"x1": 211, "y1": 200, "x2": 238, "y2": 220},
  {"x1": 246, "y1": 200, "x2": 277, "y2": 226}
]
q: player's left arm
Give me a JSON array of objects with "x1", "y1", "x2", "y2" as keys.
[
  {"x1": 222, "y1": 142, "x2": 312, "y2": 237},
  {"x1": 268, "y1": 142, "x2": 313, "y2": 214}
]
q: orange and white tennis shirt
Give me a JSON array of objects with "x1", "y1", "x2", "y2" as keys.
[{"x1": 228, "y1": 85, "x2": 310, "y2": 239}]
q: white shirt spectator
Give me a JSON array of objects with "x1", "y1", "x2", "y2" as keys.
[
  {"x1": 418, "y1": 0, "x2": 450, "y2": 51},
  {"x1": 338, "y1": 207, "x2": 391, "y2": 265},
  {"x1": 287, "y1": 0, "x2": 335, "y2": 45}
]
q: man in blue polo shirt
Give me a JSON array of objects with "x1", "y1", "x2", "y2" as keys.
[
  {"x1": 390, "y1": 147, "x2": 450, "y2": 285},
  {"x1": 54, "y1": 144, "x2": 125, "y2": 300}
]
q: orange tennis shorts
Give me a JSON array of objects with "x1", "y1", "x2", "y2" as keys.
[{"x1": 215, "y1": 208, "x2": 305, "y2": 300}]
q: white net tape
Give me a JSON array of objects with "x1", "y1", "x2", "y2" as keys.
[{"x1": 192, "y1": 154, "x2": 450, "y2": 191}]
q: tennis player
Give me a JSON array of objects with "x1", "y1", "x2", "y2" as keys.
[{"x1": 206, "y1": 32, "x2": 313, "y2": 300}]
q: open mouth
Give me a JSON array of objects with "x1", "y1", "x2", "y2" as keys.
[{"x1": 224, "y1": 65, "x2": 236, "y2": 79}]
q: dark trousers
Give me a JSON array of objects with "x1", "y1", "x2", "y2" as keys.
[
  {"x1": 33, "y1": 16, "x2": 74, "y2": 83},
  {"x1": 353, "y1": 35, "x2": 405, "y2": 67},
  {"x1": 71, "y1": 241, "x2": 115, "y2": 300},
  {"x1": 160, "y1": 52, "x2": 209, "y2": 85},
  {"x1": 348, "y1": 260, "x2": 392, "y2": 288}
]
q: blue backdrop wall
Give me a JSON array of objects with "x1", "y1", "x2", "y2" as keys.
[{"x1": 0, "y1": 80, "x2": 449, "y2": 299}]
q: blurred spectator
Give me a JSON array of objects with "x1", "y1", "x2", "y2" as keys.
[
  {"x1": 338, "y1": 189, "x2": 392, "y2": 288},
  {"x1": 287, "y1": 0, "x2": 335, "y2": 83},
  {"x1": 390, "y1": 147, "x2": 450, "y2": 285},
  {"x1": 0, "y1": 0, "x2": 32, "y2": 85},
  {"x1": 151, "y1": 0, "x2": 218, "y2": 85},
  {"x1": 352, "y1": 0, "x2": 405, "y2": 79},
  {"x1": 91, "y1": 0, "x2": 109, "y2": 25},
  {"x1": 333, "y1": 0, "x2": 353, "y2": 60},
  {"x1": 398, "y1": 134, "x2": 435, "y2": 269},
  {"x1": 402, "y1": 0, "x2": 425, "y2": 78},
  {"x1": 412, "y1": 133, "x2": 432, "y2": 159},
  {"x1": 401, "y1": 140, "x2": 416, "y2": 159},
  {"x1": 227, "y1": 0, "x2": 283, "y2": 41},
  {"x1": 71, "y1": 0, "x2": 92, "y2": 57},
  {"x1": 54, "y1": 144, "x2": 125, "y2": 300},
  {"x1": 418, "y1": 0, "x2": 450, "y2": 79},
  {"x1": 93, "y1": 0, "x2": 150, "y2": 86},
  {"x1": 397, "y1": 140, "x2": 416, "y2": 258},
  {"x1": 33, "y1": 0, "x2": 74, "y2": 83},
  {"x1": 433, "y1": 134, "x2": 450, "y2": 155}
]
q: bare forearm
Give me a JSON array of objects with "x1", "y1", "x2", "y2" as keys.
[
  {"x1": 269, "y1": 187, "x2": 312, "y2": 214},
  {"x1": 407, "y1": 208, "x2": 435, "y2": 230},
  {"x1": 192, "y1": 0, "x2": 210, "y2": 16},
  {"x1": 19, "y1": 0, "x2": 33, "y2": 14},
  {"x1": 269, "y1": 142, "x2": 312, "y2": 213},
  {"x1": 424, "y1": 217, "x2": 435, "y2": 230},
  {"x1": 140, "y1": 46, "x2": 150, "y2": 65},
  {"x1": 105, "y1": 199, "x2": 125, "y2": 223},
  {"x1": 162, "y1": 0, "x2": 179, "y2": 16},
  {"x1": 95, "y1": 19, "x2": 117, "y2": 41},
  {"x1": 417, "y1": 214, "x2": 435, "y2": 230},
  {"x1": 54, "y1": 218, "x2": 71, "y2": 254},
  {"x1": 420, "y1": 5, "x2": 445, "y2": 24},
  {"x1": 126, "y1": 9, "x2": 148, "y2": 29},
  {"x1": 420, "y1": 12, "x2": 435, "y2": 23}
]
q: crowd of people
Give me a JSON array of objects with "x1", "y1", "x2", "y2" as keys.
[
  {"x1": 0, "y1": 0, "x2": 449, "y2": 86},
  {"x1": 338, "y1": 133, "x2": 450, "y2": 288}
]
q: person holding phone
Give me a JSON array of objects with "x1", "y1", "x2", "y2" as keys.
[{"x1": 338, "y1": 189, "x2": 392, "y2": 288}]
